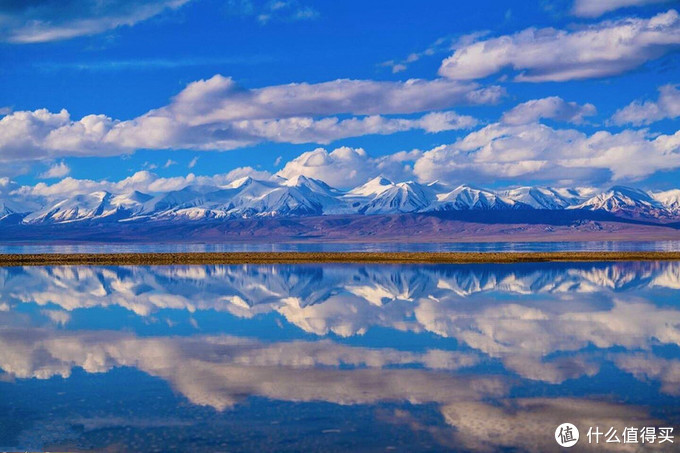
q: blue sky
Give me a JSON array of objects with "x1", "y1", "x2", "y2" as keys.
[{"x1": 0, "y1": 0, "x2": 679, "y2": 196}]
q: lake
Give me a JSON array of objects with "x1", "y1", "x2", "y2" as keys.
[
  {"x1": 1, "y1": 239, "x2": 680, "y2": 254},
  {"x1": 1, "y1": 261, "x2": 679, "y2": 451}
]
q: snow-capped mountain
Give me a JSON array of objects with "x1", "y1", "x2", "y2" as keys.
[
  {"x1": 500, "y1": 187, "x2": 591, "y2": 210},
  {"x1": 3, "y1": 175, "x2": 680, "y2": 225},
  {"x1": 0, "y1": 201, "x2": 25, "y2": 224},
  {"x1": 23, "y1": 191, "x2": 121, "y2": 224},
  {"x1": 436, "y1": 185, "x2": 520, "y2": 210},
  {"x1": 350, "y1": 178, "x2": 437, "y2": 214},
  {"x1": 652, "y1": 189, "x2": 680, "y2": 215},
  {"x1": 571, "y1": 186, "x2": 670, "y2": 220}
]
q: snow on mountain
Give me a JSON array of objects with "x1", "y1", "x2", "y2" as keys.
[
  {"x1": 571, "y1": 186, "x2": 669, "y2": 220},
  {"x1": 7, "y1": 176, "x2": 680, "y2": 225},
  {"x1": 280, "y1": 175, "x2": 351, "y2": 215},
  {"x1": 347, "y1": 176, "x2": 395, "y2": 197},
  {"x1": 435, "y1": 185, "x2": 520, "y2": 210},
  {"x1": 652, "y1": 189, "x2": 680, "y2": 214},
  {"x1": 357, "y1": 181, "x2": 437, "y2": 214},
  {"x1": 23, "y1": 191, "x2": 122, "y2": 224},
  {"x1": 500, "y1": 187, "x2": 584, "y2": 209},
  {"x1": 153, "y1": 176, "x2": 335, "y2": 220},
  {"x1": 0, "y1": 201, "x2": 25, "y2": 224},
  {"x1": 0, "y1": 201, "x2": 16, "y2": 217}
]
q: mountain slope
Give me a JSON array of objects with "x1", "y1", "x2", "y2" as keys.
[
  {"x1": 572, "y1": 186, "x2": 669, "y2": 220},
  {"x1": 435, "y1": 185, "x2": 521, "y2": 210},
  {"x1": 3, "y1": 177, "x2": 680, "y2": 226}
]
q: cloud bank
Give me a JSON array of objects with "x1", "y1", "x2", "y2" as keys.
[
  {"x1": 439, "y1": 10, "x2": 680, "y2": 82},
  {"x1": 0, "y1": 75, "x2": 495, "y2": 163}
]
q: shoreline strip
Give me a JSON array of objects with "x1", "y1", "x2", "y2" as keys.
[{"x1": 0, "y1": 251, "x2": 679, "y2": 266}]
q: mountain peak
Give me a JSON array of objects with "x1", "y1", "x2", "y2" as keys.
[
  {"x1": 348, "y1": 176, "x2": 394, "y2": 197},
  {"x1": 228, "y1": 176, "x2": 254, "y2": 189},
  {"x1": 7, "y1": 178, "x2": 680, "y2": 225}
]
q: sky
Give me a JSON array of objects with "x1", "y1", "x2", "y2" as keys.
[{"x1": 0, "y1": 0, "x2": 679, "y2": 199}]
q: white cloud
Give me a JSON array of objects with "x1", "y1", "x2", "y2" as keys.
[
  {"x1": 166, "y1": 75, "x2": 498, "y2": 122},
  {"x1": 0, "y1": 0, "x2": 191, "y2": 44},
  {"x1": 11, "y1": 118, "x2": 680, "y2": 197},
  {"x1": 163, "y1": 159, "x2": 177, "y2": 168},
  {"x1": 223, "y1": 166, "x2": 273, "y2": 182},
  {"x1": 501, "y1": 97, "x2": 597, "y2": 125},
  {"x1": 572, "y1": 0, "x2": 672, "y2": 18},
  {"x1": 0, "y1": 75, "x2": 497, "y2": 162},
  {"x1": 39, "y1": 162, "x2": 71, "y2": 179},
  {"x1": 13, "y1": 167, "x2": 275, "y2": 201},
  {"x1": 412, "y1": 122, "x2": 680, "y2": 184},
  {"x1": 439, "y1": 10, "x2": 680, "y2": 82},
  {"x1": 610, "y1": 83, "x2": 680, "y2": 125},
  {"x1": 276, "y1": 146, "x2": 420, "y2": 188},
  {"x1": 188, "y1": 156, "x2": 199, "y2": 168}
]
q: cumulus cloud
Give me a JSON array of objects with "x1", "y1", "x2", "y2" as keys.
[
  {"x1": 39, "y1": 161, "x2": 71, "y2": 179},
  {"x1": 572, "y1": 0, "x2": 672, "y2": 18},
  {"x1": 0, "y1": 75, "x2": 496, "y2": 162},
  {"x1": 0, "y1": 0, "x2": 191, "y2": 43},
  {"x1": 12, "y1": 169, "x2": 268, "y2": 201},
  {"x1": 501, "y1": 97, "x2": 597, "y2": 125},
  {"x1": 165, "y1": 75, "x2": 497, "y2": 122},
  {"x1": 276, "y1": 147, "x2": 420, "y2": 188},
  {"x1": 610, "y1": 83, "x2": 680, "y2": 125},
  {"x1": 412, "y1": 122, "x2": 680, "y2": 184},
  {"x1": 439, "y1": 10, "x2": 680, "y2": 82}
]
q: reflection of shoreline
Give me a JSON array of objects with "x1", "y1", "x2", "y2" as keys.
[{"x1": 2, "y1": 251, "x2": 680, "y2": 266}]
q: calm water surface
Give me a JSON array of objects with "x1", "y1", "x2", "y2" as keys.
[
  {"x1": 1, "y1": 239, "x2": 680, "y2": 253},
  {"x1": 1, "y1": 261, "x2": 679, "y2": 451}
]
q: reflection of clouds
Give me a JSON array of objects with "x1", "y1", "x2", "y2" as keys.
[
  {"x1": 0, "y1": 327, "x2": 489, "y2": 411},
  {"x1": 442, "y1": 399, "x2": 659, "y2": 452},
  {"x1": 614, "y1": 354, "x2": 680, "y2": 396},
  {"x1": 2, "y1": 262, "x2": 680, "y2": 386},
  {"x1": 0, "y1": 326, "x2": 668, "y2": 452},
  {"x1": 413, "y1": 296, "x2": 680, "y2": 383}
]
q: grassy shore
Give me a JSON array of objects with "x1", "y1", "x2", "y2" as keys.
[{"x1": 0, "y1": 251, "x2": 679, "y2": 266}]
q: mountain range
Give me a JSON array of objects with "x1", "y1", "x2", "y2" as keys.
[{"x1": 2, "y1": 175, "x2": 680, "y2": 241}]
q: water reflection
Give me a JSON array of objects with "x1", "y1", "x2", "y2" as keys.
[{"x1": 1, "y1": 262, "x2": 679, "y2": 451}]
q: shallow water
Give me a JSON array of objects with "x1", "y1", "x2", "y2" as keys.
[
  {"x1": 1, "y1": 261, "x2": 679, "y2": 451},
  {"x1": 1, "y1": 239, "x2": 680, "y2": 254}
]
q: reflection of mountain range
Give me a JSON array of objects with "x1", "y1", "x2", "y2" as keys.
[
  {"x1": 1, "y1": 262, "x2": 679, "y2": 451},
  {"x1": 2, "y1": 177, "x2": 680, "y2": 241},
  {"x1": 2, "y1": 262, "x2": 680, "y2": 379},
  {"x1": 2, "y1": 261, "x2": 678, "y2": 314}
]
